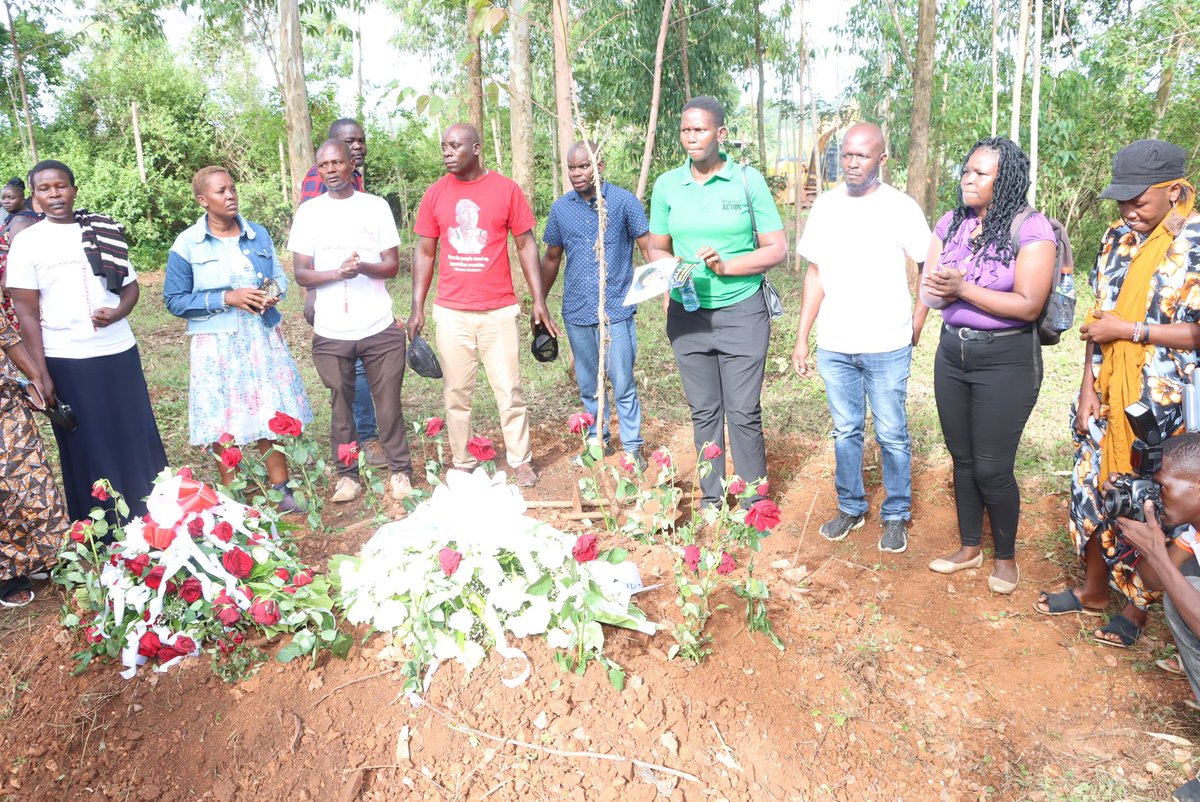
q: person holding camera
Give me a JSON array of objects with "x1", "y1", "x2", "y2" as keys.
[
  {"x1": 1108, "y1": 433, "x2": 1200, "y2": 801},
  {"x1": 1037, "y1": 140, "x2": 1200, "y2": 648},
  {"x1": 164, "y1": 166, "x2": 312, "y2": 512}
]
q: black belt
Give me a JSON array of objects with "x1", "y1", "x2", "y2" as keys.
[{"x1": 943, "y1": 323, "x2": 1032, "y2": 342}]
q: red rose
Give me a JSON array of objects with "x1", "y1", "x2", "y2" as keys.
[
  {"x1": 745, "y1": 499, "x2": 781, "y2": 532},
  {"x1": 728, "y1": 477, "x2": 747, "y2": 495},
  {"x1": 425, "y1": 417, "x2": 445, "y2": 438},
  {"x1": 438, "y1": 548, "x2": 462, "y2": 577},
  {"x1": 568, "y1": 412, "x2": 595, "y2": 434},
  {"x1": 650, "y1": 448, "x2": 672, "y2": 470},
  {"x1": 246, "y1": 509, "x2": 261, "y2": 520},
  {"x1": 144, "y1": 566, "x2": 166, "y2": 590},
  {"x1": 618, "y1": 453, "x2": 635, "y2": 473},
  {"x1": 214, "y1": 592, "x2": 241, "y2": 626},
  {"x1": 218, "y1": 433, "x2": 235, "y2": 445},
  {"x1": 337, "y1": 441, "x2": 359, "y2": 468},
  {"x1": 69, "y1": 520, "x2": 89, "y2": 544},
  {"x1": 187, "y1": 518, "x2": 205, "y2": 538},
  {"x1": 293, "y1": 569, "x2": 314, "y2": 587},
  {"x1": 156, "y1": 645, "x2": 182, "y2": 662},
  {"x1": 238, "y1": 585, "x2": 255, "y2": 601},
  {"x1": 757, "y1": 480, "x2": 770, "y2": 497},
  {"x1": 683, "y1": 545, "x2": 701, "y2": 573},
  {"x1": 222, "y1": 547, "x2": 253, "y2": 579},
  {"x1": 702, "y1": 443, "x2": 723, "y2": 460},
  {"x1": 717, "y1": 551, "x2": 737, "y2": 576},
  {"x1": 84, "y1": 626, "x2": 104, "y2": 644},
  {"x1": 466, "y1": 436, "x2": 496, "y2": 462},
  {"x1": 268, "y1": 411, "x2": 304, "y2": 437},
  {"x1": 231, "y1": 632, "x2": 245, "y2": 644},
  {"x1": 179, "y1": 577, "x2": 203, "y2": 603},
  {"x1": 177, "y1": 466, "x2": 194, "y2": 480},
  {"x1": 212, "y1": 521, "x2": 234, "y2": 543},
  {"x1": 137, "y1": 631, "x2": 162, "y2": 659},
  {"x1": 274, "y1": 568, "x2": 290, "y2": 581},
  {"x1": 142, "y1": 609, "x2": 151, "y2": 622},
  {"x1": 125, "y1": 554, "x2": 151, "y2": 577},
  {"x1": 572, "y1": 533, "x2": 599, "y2": 563},
  {"x1": 173, "y1": 636, "x2": 197, "y2": 654},
  {"x1": 282, "y1": 586, "x2": 298, "y2": 594},
  {"x1": 250, "y1": 598, "x2": 281, "y2": 626},
  {"x1": 91, "y1": 481, "x2": 109, "y2": 501},
  {"x1": 220, "y1": 447, "x2": 243, "y2": 470}
]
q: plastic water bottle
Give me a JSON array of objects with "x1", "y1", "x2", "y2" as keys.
[
  {"x1": 1186, "y1": 372, "x2": 1200, "y2": 433},
  {"x1": 1048, "y1": 268, "x2": 1076, "y2": 330},
  {"x1": 678, "y1": 275, "x2": 700, "y2": 312}
]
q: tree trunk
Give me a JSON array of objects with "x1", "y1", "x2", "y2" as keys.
[
  {"x1": 279, "y1": 0, "x2": 313, "y2": 205},
  {"x1": 131, "y1": 102, "x2": 147, "y2": 184},
  {"x1": 990, "y1": 0, "x2": 999, "y2": 136},
  {"x1": 880, "y1": 41, "x2": 891, "y2": 184},
  {"x1": 635, "y1": 0, "x2": 673, "y2": 201},
  {"x1": 466, "y1": 4, "x2": 484, "y2": 133},
  {"x1": 551, "y1": 0, "x2": 573, "y2": 196},
  {"x1": 352, "y1": 14, "x2": 363, "y2": 120},
  {"x1": 1010, "y1": 0, "x2": 1031, "y2": 143},
  {"x1": 906, "y1": 0, "x2": 936, "y2": 216},
  {"x1": 804, "y1": 0, "x2": 821, "y2": 199},
  {"x1": 3, "y1": 0, "x2": 37, "y2": 161},
  {"x1": 509, "y1": 0, "x2": 535, "y2": 208},
  {"x1": 278, "y1": 139, "x2": 290, "y2": 205},
  {"x1": 676, "y1": 0, "x2": 691, "y2": 99},
  {"x1": 1149, "y1": 27, "x2": 1182, "y2": 137},
  {"x1": 754, "y1": 0, "x2": 767, "y2": 168},
  {"x1": 1028, "y1": 0, "x2": 1042, "y2": 205},
  {"x1": 926, "y1": 68, "x2": 949, "y2": 213}
]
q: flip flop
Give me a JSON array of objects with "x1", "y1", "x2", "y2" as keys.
[
  {"x1": 1092, "y1": 613, "x2": 1142, "y2": 649},
  {"x1": 1158, "y1": 656, "x2": 1186, "y2": 678},
  {"x1": 0, "y1": 576, "x2": 34, "y2": 609},
  {"x1": 1033, "y1": 588, "x2": 1105, "y2": 617}
]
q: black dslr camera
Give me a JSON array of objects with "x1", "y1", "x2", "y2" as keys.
[{"x1": 1101, "y1": 401, "x2": 1163, "y2": 524}]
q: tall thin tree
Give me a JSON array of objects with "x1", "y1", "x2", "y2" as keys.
[
  {"x1": 509, "y1": 0, "x2": 535, "y2": 209},
  {"x1": 1010, "y1": 0, "x2": 1031, "y2": 142},
  {"x1": 635, "y1": 0, "x2": 674, "y2": 201},
  {"x1": 551, "y1": 0, "x2": 574, "y2": 196},
  {"x1": 3, "y1": 0, "x2": 37, "y2": 160},
  {"x1": 754, "y1": 0, "x2": 767, "y2": 168},
  {"x1": 1028, "y1": 0, "x2": 1042, "y2": 205},
  {"x1": 466, "y1": 3, "x2": 484, "y2": 133},
  {"x1": 279, "y1": 0, "x2": 314, "y2": 205},
  {"x1": 906, "y1": 0, "x2": 937, "y2": 216},
  {"x1": 990, "y1": 0, "x2": 999, "y2": 136}
]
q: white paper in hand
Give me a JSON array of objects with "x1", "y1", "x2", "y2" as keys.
[{"x1": 623, "y1": 256, "x2": 681, "y2": 306}]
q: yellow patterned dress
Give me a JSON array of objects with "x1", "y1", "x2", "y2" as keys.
[
  {"x1": 1068, "y1": 216, "x2": 1200, "y2": 609},
  {"x1": 0, "y1": 312, "x2": 67, "y2": 581}
]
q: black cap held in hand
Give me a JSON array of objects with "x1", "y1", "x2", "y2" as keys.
[
  {"x1": 531, "y1": 321, "x2": 558, "y2": 363},
  {"x1": 407, "y1": 333, "x2": 443, "y2": 379},
  {"x1": 1100, "y1": 139, "x2": 1188, "y2": 202}
]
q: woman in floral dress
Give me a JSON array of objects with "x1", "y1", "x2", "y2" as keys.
[
  {"x1": 163, "y1": 166, "x2": 312, "y2": 512},
  {"x1": 1036, "y1": 139, "x2": 1200, "y2": 648}
]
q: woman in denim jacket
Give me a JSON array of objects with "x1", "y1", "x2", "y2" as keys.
[{"x1": 164, "y1": 166, "x2": 312, "y2": 512}]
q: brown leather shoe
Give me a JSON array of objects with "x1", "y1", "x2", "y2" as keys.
[
  {"x1": 513, "y1": 462, "x2": 538, "y2": 488},
  {"x1": 361, "y1": 438, "x2": 388, "y2": 468}
]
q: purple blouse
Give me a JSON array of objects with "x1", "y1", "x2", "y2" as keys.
[{"x1": 932, "y1": 209, "x2": 1055, "y2": 330}]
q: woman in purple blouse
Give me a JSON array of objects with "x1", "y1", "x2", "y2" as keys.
[{"x1": 919, "y1": 136, "x2": 1056, "y2": 594}]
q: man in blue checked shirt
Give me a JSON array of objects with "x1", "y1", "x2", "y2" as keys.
[{"x1": 541, "y1": 141, "x2": 653, "y2": 471}]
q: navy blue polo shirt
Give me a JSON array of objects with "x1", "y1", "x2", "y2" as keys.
[{"x1": 543, "y1": 182, "x2": 650, "y2": 326}]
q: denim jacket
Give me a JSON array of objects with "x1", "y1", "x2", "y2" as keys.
[{"x1": 163, "y1": 214, "x2": 287, "y2": 334}]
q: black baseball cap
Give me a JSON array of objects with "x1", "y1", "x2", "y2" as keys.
[
  {"x1": 531, "y1": 321, "x2": 558, "y2": 363},
  {"x1": 1100, "y1": 139, "x2": 1188, "y2": 201},
  {"x1": 407, "y1": 333, "x2": 442, "y2": 379}
]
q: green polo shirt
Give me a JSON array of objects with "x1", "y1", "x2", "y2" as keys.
[{"x1": 649, "y1": 154, "x2": 784, "y2": 309}]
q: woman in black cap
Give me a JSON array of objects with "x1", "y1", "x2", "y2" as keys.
[{"x1": 1036, "y1": 140, "x2": 1200, "y2": 649}]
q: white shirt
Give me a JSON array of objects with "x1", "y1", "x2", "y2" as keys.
[
  {"x1": 797, "y1": 183, "x2": 932, "y2": 354},
  {"x1": 287, "y1": 191, "x2": 401, "y2": 341},
  {"x1": 5, "y1": 220, "x2": 138, "y2": 359}
]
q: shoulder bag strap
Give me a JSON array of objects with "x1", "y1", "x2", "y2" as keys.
[{"x1": 741, "y1": 165, "x2": 760, "y2": 248}]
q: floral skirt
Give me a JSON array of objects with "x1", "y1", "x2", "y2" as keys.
[
  {"x1": 0, "y1": 385, "x2": 67, "y2": 580},
  {"x1": 189, "y1": 316, "x2": 313, "y2": 446}
]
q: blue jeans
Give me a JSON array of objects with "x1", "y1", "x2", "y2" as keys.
[
  {"x1": 353, "y1": 357, "x2": 378, "y2": 441},
  {"x1": 817, "y1": 345, "x2": 912, "y2": 520},
  {"x1": 565, "y1": 316, "x2": 643, "y2": 452}
]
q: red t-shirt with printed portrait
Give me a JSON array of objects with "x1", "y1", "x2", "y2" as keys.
[{"x1": 413, "y1": 171, "x2": 536, "y2": 311}]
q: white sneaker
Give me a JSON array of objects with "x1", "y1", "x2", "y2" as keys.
[
  {"x1": 390, "y1": 472, "x2": 413, "y2": 499},
  {"x1": 331, "y1": 476, "x2": 361, "y2": 503}
]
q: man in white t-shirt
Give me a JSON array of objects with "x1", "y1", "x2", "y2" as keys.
[
  {"x1": 288, "y1": 140, "x2": 412, "y2": 503},
  {"x1": 792, "y1": 122, "x2": 932, "y2": 554}
]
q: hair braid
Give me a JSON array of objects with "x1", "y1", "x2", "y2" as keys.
[{"x1": 944, "y1": 136, "x2": 1031, "y2": 263}]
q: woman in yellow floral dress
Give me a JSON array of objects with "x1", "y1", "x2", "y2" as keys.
[
  {"x1": 1036, "y1": 140, "x2": 1200, "y2": 648},
  {"x1": 0, "y1": 305, "x2": 68, "y2": 606}
]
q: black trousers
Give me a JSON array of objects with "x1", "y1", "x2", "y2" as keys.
[{"x1": 933, "y1": 326, "x2": 1041, "y2": 560}]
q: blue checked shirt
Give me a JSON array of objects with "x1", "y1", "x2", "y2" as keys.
[{"x1": 543, "y1": 182, "x2": 650, "y2": 326}]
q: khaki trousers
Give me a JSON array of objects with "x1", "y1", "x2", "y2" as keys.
[{"x1": 432, "y1": 303, "x2": 531, "y2": 469}]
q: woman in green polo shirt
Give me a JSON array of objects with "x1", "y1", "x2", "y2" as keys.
[{"x1": 647, "y1": 95, "x2": 789, "y2": 510}]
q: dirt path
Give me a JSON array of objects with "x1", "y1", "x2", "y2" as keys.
[{"x1": 2, "y1": 425, "x2": 1197, "y2": 802}]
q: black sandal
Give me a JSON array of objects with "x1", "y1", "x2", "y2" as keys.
[
  {"x1": 1093, "y1": 613, "x2": 1142, "y2": 649},
  {"x1": 0, "y1": 576, "x2": 34, "y2": 609},
  {"x1": 1034, "y1": 588, "x2": 1105, "y2": 617}
]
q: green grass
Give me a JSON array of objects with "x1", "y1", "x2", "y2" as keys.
[{"x1": 112, "y1": 233, "x2": 1089, "y2": 491}]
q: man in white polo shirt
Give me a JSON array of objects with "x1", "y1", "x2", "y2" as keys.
[
  {"x1": 792, "y1": 122, "x2": 931, "y2": 554},
  {"x1": 288, "y1": 139, "x2": 412, "y2": 503}
]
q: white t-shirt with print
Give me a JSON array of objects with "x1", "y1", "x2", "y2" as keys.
[
  {"x1": 287, "y1": 191, "x2": 401, "y2": 341},
  {"x1": 5, "y1": 219, "x2": 139, "y2": 359},
  {"x1": 797, "y1": 183, "x2": 932, "y2": 354}
]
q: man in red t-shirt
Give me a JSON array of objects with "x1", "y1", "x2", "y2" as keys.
[{"x1": 409, "y1": 123, "x2": 558, "y2": 487}]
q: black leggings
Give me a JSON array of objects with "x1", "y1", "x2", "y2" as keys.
[{"x1": 933, "y1": 326, "x2": 1042, "y2": 560}]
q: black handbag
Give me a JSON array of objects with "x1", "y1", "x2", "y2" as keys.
[
  {"x1": 13, "y1": 376, "x2": 78, "y2": 431},
  {"x1": 741, "y1": 166, "x2": 784, "y2": 321}
]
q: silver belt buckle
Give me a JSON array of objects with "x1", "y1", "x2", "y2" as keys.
[{"x1": 957, "y1": 326, "x2": 972, "y2": 341}]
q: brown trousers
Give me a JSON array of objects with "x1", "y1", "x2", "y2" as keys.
[{"x1": 312, "y1": 323, "x2": 412, "y2": 478}]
